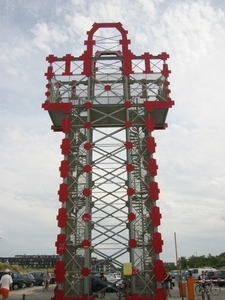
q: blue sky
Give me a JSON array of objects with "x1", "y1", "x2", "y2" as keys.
[{"x1": 0, "y1": 0, "x2": 225, "y2": 264}]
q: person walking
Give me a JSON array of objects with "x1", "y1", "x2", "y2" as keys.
[
  {"x1": 0, "y1": 269, "x2": 13, "y2": 300},
  {"x1": 162, "y1": 270, "x2": 172, "y2": 299}
]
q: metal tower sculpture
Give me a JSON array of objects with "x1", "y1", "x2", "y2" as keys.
[{"x1": 42, "y1": 22, "x2": 174, "y2": 300}]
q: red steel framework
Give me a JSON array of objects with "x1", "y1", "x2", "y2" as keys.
[{"x1": 42, "y1": 23, "x2": 174, "y2": 300}]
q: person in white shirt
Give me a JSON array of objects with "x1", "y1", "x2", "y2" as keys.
[
  {"x1": 0, "y1": 269, "x2": 13, "y2": 300},
  {"x1": 43, "y1": 271, "x2": 51, "y2": 290},
  {"x1": 198, "y1": 270, "x2": 206, "y2": 290}
]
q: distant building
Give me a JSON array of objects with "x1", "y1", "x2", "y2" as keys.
[
  {"x1": 164, "y1": 262, "x2": 176, "y2": 268},
  {"x1": 0, "y1": 255, "x2": 59, "y2": 269},
  {"x1": 0, "y1": 255, "x2": 117, "y2": 271},
  {"x1": 91, "y1": 257, "x2": 118, "y2": 273}
]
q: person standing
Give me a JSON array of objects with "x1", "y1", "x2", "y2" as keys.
[
  {"x1": 123, "y1": 276, "x2": 131, "y2": 296},
  {"x1": 198, "y1": 270, "x2": 206, "y2": 281},
  {"x1": 43, "y1": 271, "x2": 51, "y2": 290},
  {"x1": 100, "y1": 273, "x2": 107, "y2": 298},
  {"x1": 0, "y1": 269, "x2": 13, "y2": 300},
  {"x1": 198, "y1": 270, "x2": 206, "y2": 290}
]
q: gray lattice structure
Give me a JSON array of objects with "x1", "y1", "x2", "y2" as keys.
[{"x1": 42, "y1": 22, "x2": 174, "y2": 300}]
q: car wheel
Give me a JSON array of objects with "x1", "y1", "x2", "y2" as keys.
[
  {"x1": 30, "y1": 282, "x2": 34, "y2": 287},
  {"x1": 13, "y1": 284, "x2": 19, "y2": 290}
]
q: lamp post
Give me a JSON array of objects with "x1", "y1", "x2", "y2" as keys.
[{"x1": 174, "y1": 232, "x2": 179, "y2": 272}]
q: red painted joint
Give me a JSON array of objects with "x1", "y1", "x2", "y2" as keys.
[
  {"x1": 84, "y1": 102, "x2": 93, "y2": 109},
  {"x1": 81, "y1": 267, "x2": 90, "y2": 277},
  {"x1": 83, "y1": 165, "x2": 92, "y2": 173},
  {"x1": 82, "y1": 240, "x2": 91, "y2": 249},
  {"x1": 127, "y1": 187, "x2": 135, "y2": 196},
  {"x1": 127, "y1": 212, "x2": 136, "y2": 221},
  {"x1": 148, "y1": 181, "x2": 160, "y2": 201},
  {"x1": 104, "y1": 85, "x2": 111, "y2": 91},
  {"x1": 125, "y1": 121, "x2": 132, "y2": 128},
  {"x1": 124, "y1": 101, "x2": 131, "y2": 108},
  {"x1": 84, "y1": 142, "x2": 92, "y2": 150},
  {"x1": 129, "y1": 239, "x2": 137, "y2": 248},
  {"x1": 58, "y1": 183, "x2": 69, "y2": 203},
  {"x1": 84, "y1": 121, "x2": 92, "y2": 129},
  {"x1": 83, "y1": 188, "x2": 91, "y2": 197},
  {"x1": 55, "y1": 234, "x2": 67, "y2": 255},
  {"x1": 124, "y1": 141, "x2": 133, "y2": 149},
  {"x1": 82, "y1": 213, "x2": 91, "y2": 222},
  {"x1": 126, "y1": 164, "x2": 134, "y2": 172}
]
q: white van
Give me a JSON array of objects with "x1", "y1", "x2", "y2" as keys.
[{"x1": 188, "y1": 267, "x2": 217, "y2": 279}]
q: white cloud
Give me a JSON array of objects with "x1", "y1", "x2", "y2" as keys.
[
  {"x1": 0, "y1": 0, "x2": 225, "y2": 265},
  {"x1": 31, "y1": 21, "x2": 70, "y2": 53}
]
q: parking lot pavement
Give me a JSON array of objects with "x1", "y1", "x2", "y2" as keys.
[
  {"x1": 9, "y1": 284, "x2": 56, "y2": 300},
  {"x1": 167, "y1": 284, "x2": 225, "y2": 300},
  {"x1": 8, "y1": 284, "x2": 225, "y2": 300}
]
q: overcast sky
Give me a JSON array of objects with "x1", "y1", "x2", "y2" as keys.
[{"x1": 0, "y1": 0, "x2": 225, "y2": 265}]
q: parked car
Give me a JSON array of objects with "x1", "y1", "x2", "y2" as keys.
[
  {"x1": 113, "y1": 273, "x2": 121, "y2": 279},
  {"x1": 91, "y1": 273, "x2": 118, "y2": 293},
  {"x1": 212, "y1": 270, "x2": 225, "y2": 286},
  {"x1": 169, "y1": 270, "x2": 178, "y2": 279},
  {"x1": 0, "y1": 271, "x2": 26, "y2": 290},
  {"x1": 91, "y1": 275, "x2": 106, "y2": 293},
  {"x1": 28, "y1": 271, "x2": 45, "y2": 286},
  {"x1": 21, "y1": 273, "x2": 36, "y2": 287},
  {"x1": 205, "y1": 270, "x2": 216, "y2": 280},
  {"x1": 188, "y1": 268, "x2": 217, "y2": 279},
  {"x1": 104, "y1": 274, "x2": 118, "y2": 292}
]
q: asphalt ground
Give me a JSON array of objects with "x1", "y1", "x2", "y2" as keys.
[
  {"x1": 164, "y1": 283, "x2": 225, "y2": 300},
  {"x1": 9, "y1": 284, "x2": 56, "y2": 300},
  {"x1": 7, "y1": 283, "x2": 225, "y2": 300}
]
